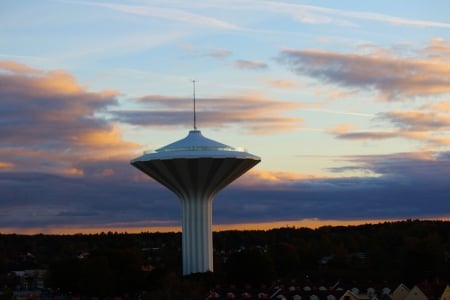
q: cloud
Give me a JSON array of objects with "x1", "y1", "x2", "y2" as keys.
[
  {"x1": 335, "y1": 131, "x2": 399, "y2": 141},
  {"x1": 261, "y1": 2, "x2": 450, "y2": 28},
  {"x1": 0, "y1": 171, "x2": 181, "y2": 231},
  {"x1": 329, "y1": 100, "x2": 450, "y2": 148},
  {"x1": 0, "y1": 61, "x2": 139, "y2": 174},
  {"x1": 234, "y1": 60, "x2": 268, "y2": 70},
  {"x1": 208, "y1": 49, "x2": 232, "y2": 58},
  {"x1": 277, "y1": 42, "x2": 450, "y2": 99},
  {"x1": 233, "y1": 169, "x2": 316, "y2": 188},
  {"x1": 418, "y1": 38, "x2": 450, "y2": 61},
  {"x1": 1, "y1": 150, "x2": 449, "y2": 232},
  {"x1": 81, "y1": 2, "x2": 238, "y2": 30},
  {"x1": 1, "y1": 62, "x2": 448, "y2": 233},
  {"x1": 344, "y1": 152, "x2": 450, "y2": 186},
  {"x1": 266, "y1": 79, "x2": 298, "y2": 89},
  {"x1": 215, "y1": 151, "x2": 450, "y2": 223},
  {"x1": 111, "y1": 93, "x2": 303, "y2": 134},
  {"x1": 381, "y1": 110, "x2": 450, "y2": 131}
]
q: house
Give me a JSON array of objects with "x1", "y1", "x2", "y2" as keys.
[
  {"x1": 403, "y1": 286, "x2": 428, "y2": 300},
  {"x1": 392, "y1": 284, "x2": 410, "y2": 300},
  {"x1": 441, "y1": 286, "x2": 450, "y2": 300},
  {"x1": 339, "y1": 290, "x2": 360, "y2": 300},
  {"x1": 439, "y1": 285, "x2": 450, "y2": 300}
]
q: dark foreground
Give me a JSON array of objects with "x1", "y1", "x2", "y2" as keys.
[{"x1": 1, "y1": 220, "x2": 449, "y2": 299}]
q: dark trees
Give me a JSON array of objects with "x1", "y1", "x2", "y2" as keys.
[{"x1": 1, "y1": 220, "x2": 450, "y2": 295}]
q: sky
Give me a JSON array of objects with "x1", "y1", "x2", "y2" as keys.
[{"x1": 1, "y1": 0, "x2": 450, "y2": 234}]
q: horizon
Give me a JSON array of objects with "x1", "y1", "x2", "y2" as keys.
[
  {"x1": 2, "y1": 217, "x2": 450, "y2": 235},
  {"x1": 1, "y1": 1, "x2": 450, "y2": 234}
]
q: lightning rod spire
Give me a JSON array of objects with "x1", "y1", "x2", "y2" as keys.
[{"x1": 193, "y1": 79, "x2": 197, "y2": 130}]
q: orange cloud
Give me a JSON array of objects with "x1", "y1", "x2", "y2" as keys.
[
  {"x1": 329, "y1": 124, "x2": 355, "y2": 135},
  {"x1": 383, "y1": 110, "x2": 450, "y2": 131},
  {"x1": 266, "y1": 78, "x2": 298, "y2": 88},
  {"x1": 234, "y1": 168, "x2": 316, "y2": 187},
  {"x1": 63, "y1": 168, "x2": 84, "y2": 176},
  {"x1": 0, "y1": 162, "x2": 15, "y2": 169},
  {"x1": 419, "y1": 38, "x2": 450, "y2": 62},
  {"x1": 0, "y1": 61, "x2": 41, "y2": 74},
  {"x1": 421, "y1": 100, "x2": 450, "y2": 112},
  {"x1": 0, "y1": 61, "x2": 140, "y2": 175}
]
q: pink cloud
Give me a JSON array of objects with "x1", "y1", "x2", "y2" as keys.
[
  {"x1": 277, "y1": 41, "x2": 450, "y2": 99},
  {"x1": 330, "y1": 101, "x2": 450, "y2": 148},
  {"x1": 113, "y1": 93, "x2": 303, "y2": 134}
]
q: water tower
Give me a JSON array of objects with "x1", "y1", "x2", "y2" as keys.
[{"x1": 131, "y1": 84, "x2": 260, "y2": 275}]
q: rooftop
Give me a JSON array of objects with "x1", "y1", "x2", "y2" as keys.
[{"x1": 132, "y1": 130, "x2": 261, "y2": 161}]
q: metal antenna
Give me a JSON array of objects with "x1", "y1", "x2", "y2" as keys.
[{"x1": 192, "y1": 79, "x2": 197, "y2": 130}]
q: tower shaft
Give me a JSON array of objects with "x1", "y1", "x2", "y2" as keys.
[{"x1": 181, "y1": 196, "x2": 213, "y2": 274}]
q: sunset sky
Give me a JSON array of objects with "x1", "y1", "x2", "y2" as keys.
[{"x1": 1, "y1": 0, "x2": 450, "y2": 234}]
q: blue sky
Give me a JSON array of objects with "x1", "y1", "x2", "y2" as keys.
[{"x1": 1, "y1": 0, "x2": 450, "y2": 233}]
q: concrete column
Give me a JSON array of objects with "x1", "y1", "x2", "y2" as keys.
[{"x1": 180, "y1": 196, "x2": 213, "y2": 275}]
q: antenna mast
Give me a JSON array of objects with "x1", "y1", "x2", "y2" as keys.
[{"x1": 192, "y1": 80, "x2": 197, "y2": 130}]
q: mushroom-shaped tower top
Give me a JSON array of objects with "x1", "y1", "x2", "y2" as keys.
[{"x1": 131, "y1": 129, "x2": 260, "y2": 200}]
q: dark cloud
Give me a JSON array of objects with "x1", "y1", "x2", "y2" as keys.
[
  {"x1": 0, "y1": 171, "x2": 181, "y2": 230},
  {"x1": 335, "y1": 131, "x2": 398, "y2": 140},
  {"x1": 0, "y1": 151, "x2": 449, "y2": 232},
  {"x1": 277, "y1": 44, "x2": 450, "y2": 99}
]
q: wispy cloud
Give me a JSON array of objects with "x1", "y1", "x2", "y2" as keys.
[
  {"x1": 234, "y1": 59, "x2": 268, "y2": 70},
  {"x1": 208, "y1": 49, "x2": 232, "y2": 58},
  {"x1": 265, "y1": 78, "x2": 298, "y2": 89},
  {"x1": 305, "y1": 108, "x2": 374, "y2": 118},
  {"x1": 261, "y1": 1, "x2": 450, "y2": 28},
  {"x1": 75, "y1": 1, "x2": 238, "y2": 30}
]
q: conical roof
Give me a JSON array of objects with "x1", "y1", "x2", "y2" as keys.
[
  {"x1": 156, "y1": 130, "x2": 234, "y2": 152},
  {"x1": 131, "y1": 130, "x2": 260, "y2": 161}
]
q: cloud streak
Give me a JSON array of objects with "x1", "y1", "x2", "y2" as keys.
[
  {"x1": 234, "y1": 59, "x2": 268, "y2": 70},
  {"x1": 277, "y1": 42, "x2": 450, "y2": 99},
  {"x1": 111, "y1": 93, "x2": 302, "y2": 134},
  {"x1": 77, "y1": 1, "x2": 238, "y2": 30},
  {"x1": 329, "y1": 100, "x2": 450, "y2": 148},
  {"x1": 260, "y1": 1, "x2": 450, "y2": 28}
]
